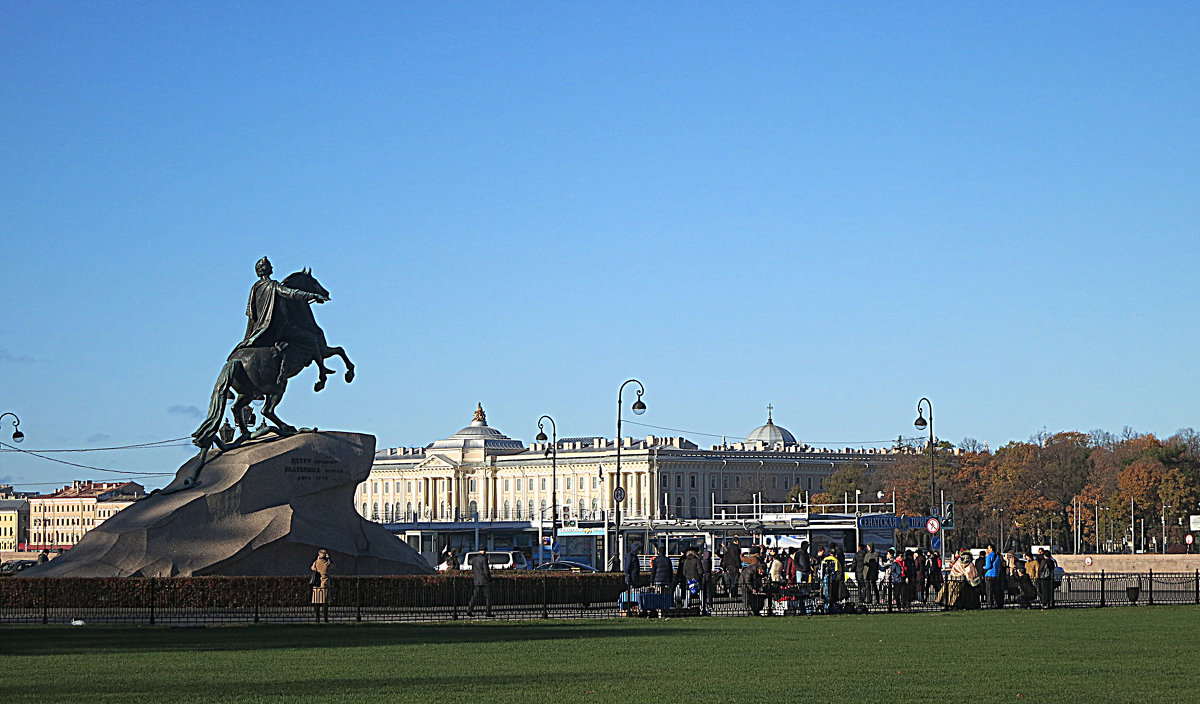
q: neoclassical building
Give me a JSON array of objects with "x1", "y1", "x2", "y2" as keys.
[{"x1": 358, "y1": 405, "x2": 901, "y2": 527}]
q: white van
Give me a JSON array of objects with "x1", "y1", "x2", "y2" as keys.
[{"x1": 460, "y1": 550, "x2": 530, "y2": 571}]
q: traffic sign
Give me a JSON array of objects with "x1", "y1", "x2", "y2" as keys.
[
  {"x1": 926, "y1": 517, "x2": 941, "y2": 534},
  {"x1": 613, "y1": 486, "x2": 626, "y2": 502},
  {"x1": 943, "y1": 501, "x2": 955, "y2": 529},
  {"x1": 930, "y1": 505, "x2": 941, "y2": 518},
  {"x1": 1187, "y1": 534, "x2": 1194, "y2": 545},
  {"x1": 931, "y1": 536, "x2": 942, "y2": 551},
  {"x1": 1084, "y1": 556, "x2": 1093, "y2": 567}
]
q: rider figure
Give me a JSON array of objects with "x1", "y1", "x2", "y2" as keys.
[{"x1": 232, "y1": 257, "x2": 326, "y2": 357}]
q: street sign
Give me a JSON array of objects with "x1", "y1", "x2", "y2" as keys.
[
  {"x1": 1084, "y1": 556, "x2": 1093, "y2": 567},
  {"x1": 613, "y1": 486, "x2": 626, "y2": 503},
  {"x1": 1187, "y1": 534, "x2": 1194, "y2": 545},
  {"x1": 930, "y1": 505, "x2": 941, "y2": 518},
  {"x1": 551, "y1": 541, "x2": 560, "y2": 555},
  {"x1": 931, "y1": 536, "x2": 942, "y2": 551},
  {"x1": 926, "y1": 517, "x2": 941, "y2": 534}
]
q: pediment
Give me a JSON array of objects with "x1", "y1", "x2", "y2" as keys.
[{"x1": 415, "y1": 454, "x2": 460, "y2": 471}]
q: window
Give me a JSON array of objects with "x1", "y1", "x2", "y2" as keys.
[
  {"x1": 371, "y1": 503, "x2": 379, "y2": 521},
  {"x1": 676, "y1": 475, "x2": 682, "y2": 488},
  {"x1": 723, "y1": 476, "x2": 728, "y2": 489},
  {"x1": 469, "y1": 479, "x2": 477, "y2": 492},
  {"x1": 407, "y1": 481, "x2": 413, "y2": 493},
  {"x1": 540, "y1": 499, "x2": 547, "y2": 515},
  {"x1": 504, "y1": 479, "x2": 510, "y2": 491},
  {"x1": 372, "y1": 482, "x2": 378, "y2": 493},
  {"x1": 528, "y1": 500, "x2": 534, "y2": 518},
  {"x1": 690, "y1": 474, "x2": 696, "y2": 489},
  {"x1": 591, "y1": 498, "x2": 598, "y2": 514},
  {"x1": 503, "y1": 500, "x2": 511, "y2": 519},
  {"x1": 406, "y1": 502, "x2": 413, "y2": 520},
  {"x1": 541, "y1": 478, "x2": 546, "y2": 491},
  {"x1": 515, "y1": 501, "x2": 522, "y2": 519},
  {"x1": 662, "y1": 474, "x2": 669, "y2": 488},
  {"x1": 362, "y1": 503, "x2": 368, "y2": 516},
  {"x1": 592, "y1": 477, "x2": 597, "y2": 489},
  {"x1": 772, "y1": 477, "x2": 777, "y2": 489},
  {"x1": 565, "y1": 477, "x2": 571, "y2": 490},
  {"x1": 674, "y1": 496, "x2": 683, "y2": 516},
  {"x1": 383, "y1": 502, "x2": 391, "y2": 521},
  {"x1": 735, "y1": 476, "x2": 741, "y2": 488},
  {"x1": 384, "y1": 482, "x2": 390, "y2": 494},
  {"x1": 689, "y1": 497, "x2": 697, "y2": 517}
]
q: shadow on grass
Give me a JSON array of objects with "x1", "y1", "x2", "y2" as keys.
[{"x1": 3, "y1": 621, "x2": 705, "y2": 656}]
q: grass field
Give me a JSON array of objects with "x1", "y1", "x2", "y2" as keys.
[{"x1": 2, "y1": 607, "x2": 1196, "y2": 703}]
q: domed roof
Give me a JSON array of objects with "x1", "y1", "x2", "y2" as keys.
[
  {"x1": 746, "y1": 406, "x2": 797, "y2": 445},
  {"x1": 428, "y1": 403, "x2": 526, "y2": 454}
]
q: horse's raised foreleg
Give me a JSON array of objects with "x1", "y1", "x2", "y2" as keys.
[{"x1": 326, "y1": 345, "x2": 355, "y2": 383}]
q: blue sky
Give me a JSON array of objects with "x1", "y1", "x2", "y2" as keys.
[{"x1": 2, "y1": 3, "x2": 1198, "y2": 491}]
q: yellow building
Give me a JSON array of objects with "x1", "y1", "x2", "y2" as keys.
[
  {"x1": 0, "y1": 499, "x2": 29, "y2": 551},
  {"x1": 28, "y1": 481, "x2": 145, "y2": 551}
]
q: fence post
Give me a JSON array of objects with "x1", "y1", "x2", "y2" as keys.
[
  {"x1": 1148, "y1": 569, "x2": 1154, "y2": 606},
  {"x1": 355, "y1": 576, "x2": 362, "y2": 622},
  {"x1": 886, "y1": 583, "x2": 892, "y2": 613},
  {"x1": 1195, "y1": 570, "x2": 1198, "y2": 606},
  {"x1": 253, "y1": 579, "x2": 260, "y2": 624},
  {"x1": 451, "y1": 576, "x2": 459, "y2": 620},
  {"x1": 41, "y1": 578, "x2": 48, "y2": 625},
  {"x1": 542, "y1": 576, "x2": 549, "y2": 619},
  {"x1": 1099, "y1": 570, "x2": 1105, "y2": 608},
  {"x1": 149, "y1": 578, "x2": 156, "y2": 625}
]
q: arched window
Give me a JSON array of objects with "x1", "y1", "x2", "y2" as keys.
[
  {"x1": 406, "y1": 502, "x2": 413, "y2": 521},
  {"x1": 362, "y1": 502, "x2": 368, "y2": 517},
  {"x1": 372, "y1": 503, "x2": 379, "y2": 521},
  {"x1": 515, "y1": 501, "x2": 522, "y2": 519},
  {"x1": 578, "y1": 499, "x2": 584, "y2": 516},
  {"x1": 383, "y1": 502, "x2": 391, "y2": 521},
  {"x1": 469, "y1": 500, "x2": 478, "y2": 518},
  {"x1": 689, "y1": 496, "x2": 697, "y2": 518},
  {"x1": 540, "y1": 499, "x2": 547, "y2": 516},
  {"x1": 591, "y1": 498, "x2": 598, "y2": 517},
  {"x1": 674, "y1": 496, "x2": 683, "y2": 517},
  {"x1": 527, "y1": 500, "x2": 534, "y2": 519},
  {"x1": 503, "y1": 500, "x2": 511, "y2": 519}
]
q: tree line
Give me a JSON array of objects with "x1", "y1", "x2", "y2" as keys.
[{"x1": 791, "y1": 428, "x2": 1200, "y2": 553}]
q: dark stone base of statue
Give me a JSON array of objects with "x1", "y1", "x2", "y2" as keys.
[{"x1": 23, "y1": 432, "x2": 432, "y2": 578}]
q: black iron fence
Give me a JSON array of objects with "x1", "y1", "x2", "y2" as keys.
[{"x1": 0, "y1": 571, "x2": 1195, "y2": 625}]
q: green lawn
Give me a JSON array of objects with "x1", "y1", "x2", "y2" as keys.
[{"x1": 2, "y1": 607, "x2": 1196, "y2": 703}]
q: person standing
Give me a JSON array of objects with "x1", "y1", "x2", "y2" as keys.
[
  {"x1": 623, "y1": 543, "x2": 642, "y2": 594},
  {"x1": 698, "y1": 543, "x2": 714, "y2": 615},
  {"x1": 310, "y1": 548, "x2": 331, "y2": 623},
  {"x1": 796, "y1": 541, "x2": 812, "y2": 584},
  {"x1": 721, "y1": 540, "x2": 743, "y2": 597},
  {"x1": 925, "y1": 550, "x2": 943, "y2": 604},
  {"x1": 467, "y1": 547, "x2": 493, "y2": 617},
  {"x1": 676, "y1": 547, "x2": 704, "y2": 609},
  {"x1": 890, "y1": 550, "x2": 908, "y2": 609},
  {"x1": 651, "y1": 545, "x2": 674, "y2": 597},
  {"x1": 983, "y1": 544, "x2": 1002, "y2": 608},
  {"x1": 863, "y1": 543, "x2": 880, "y2": 604},
  {"x1": 1037, "y1": 549, "x2": 1056, "y2": 609},
  {"x1": 1020, "y1": 551, "x2": 1040, "y2": 607},
  {"x1": 853, "y1": 544, "x2": 868, "y2": 604}
]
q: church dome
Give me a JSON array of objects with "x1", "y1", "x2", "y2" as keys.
[
  {"x1": 746, "y1": 406, "x2": 797, "y2": 445},
  {"x1": 428, "y1": 403, "x2": 526, "y2": 454}
]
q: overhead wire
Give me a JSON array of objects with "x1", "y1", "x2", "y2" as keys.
[{"x1": 0, "y1": 439, "x2": 177, "y2": 477}]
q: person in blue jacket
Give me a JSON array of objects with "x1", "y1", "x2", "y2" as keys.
[{"x1": 983, "y1": 543, "x2": 1003, "y2": 608}]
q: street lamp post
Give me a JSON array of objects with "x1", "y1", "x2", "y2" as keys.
[
  {"x1": 1161, "y1": 504, "x2": 1171, "y2": 554},
  {"x1": 535, "y1": 415, "x2": 558, "y2": 561},
  {"x1": 614, "y1": 379, "x2": 646, "y2": 572},
  {"x1": 0, "y1": 412, "x2": 25, "y2": 444},
  {"x1": 913, "y1": 398, "x2": 936, "y2": 552}
]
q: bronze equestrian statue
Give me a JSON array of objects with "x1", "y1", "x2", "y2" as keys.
[{"x1": 192, "y1": 257, "x2": 354, "y2": 452}]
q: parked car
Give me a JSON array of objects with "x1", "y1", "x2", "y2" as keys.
[
  {"x1": 0, "y1": 559, "x2": 38, "y2": 577},
  {"x1": 534, "y1": 560, "x2": 597, "y2": 573},
  {"x1": 460, "y1": 550, "x2": 529, "y2": 571}
]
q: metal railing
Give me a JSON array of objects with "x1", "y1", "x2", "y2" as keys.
[{"x1": 0, "y1": 571, "x2": 1195, "y2": 624}]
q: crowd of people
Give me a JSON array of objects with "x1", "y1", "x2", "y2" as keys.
[{"x1": 621, "y1": 539, "x2": 1061, "y2": 616}]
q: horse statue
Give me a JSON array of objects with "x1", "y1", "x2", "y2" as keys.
[{"x1": 192, "y1": 268, "x2": 354, "y2": 453}]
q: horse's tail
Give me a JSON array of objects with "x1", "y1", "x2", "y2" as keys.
[{"x1": 191, "y1": 359, "x2": 238, "y2": 445}]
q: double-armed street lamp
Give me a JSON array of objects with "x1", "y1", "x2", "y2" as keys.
[
  {"x1": 1, "y1": 412, "x2": 25, "y2": 444},
  {"x1": 534, "y1": 414, "x2": 558, "y2": 558},
  {"x1": 613, "y1": 379, "x2": 646, "y2": 570}
]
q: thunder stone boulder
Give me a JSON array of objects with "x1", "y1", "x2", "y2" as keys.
[{"x1": 25, "y1": 431, "x2": 432, "y2": 577}]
